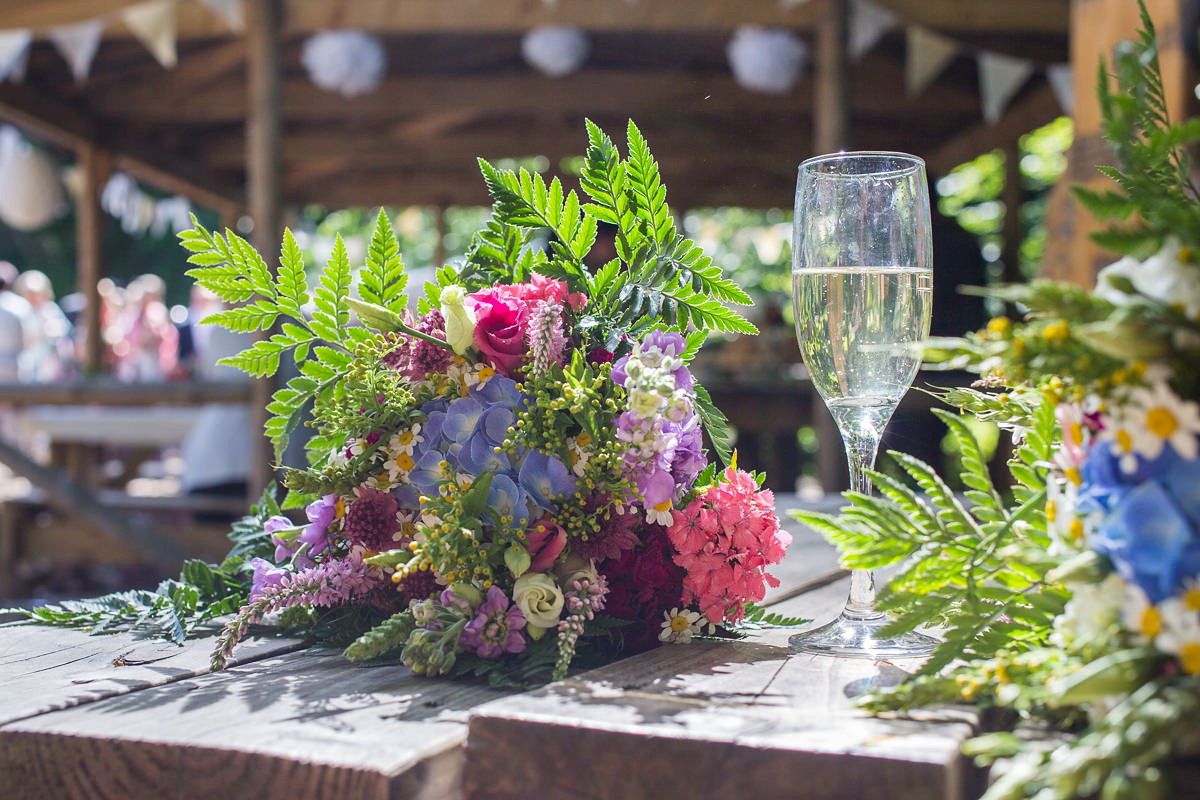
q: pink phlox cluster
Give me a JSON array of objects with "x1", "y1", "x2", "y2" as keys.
[
  {"x1": 495, "y1": 273, "x2": 586, "y2": 312},
  {"x1": 666, "y1": 466, "x2": 791, "y2": 625},
  {"x1": 526, "y1": 298, "x2": 567, "y2": 379}
]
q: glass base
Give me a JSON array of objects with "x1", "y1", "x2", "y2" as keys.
[{"x1": 788, "y1": 611, "x2": 939, "y2": 659}]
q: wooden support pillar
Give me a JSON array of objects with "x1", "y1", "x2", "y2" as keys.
[
  {"x1": 77, "y1": 142, "x2": 109, "y2": 375},
  {"x1": 433, "y1": 205, "x2": 447, "y2": 268},
  {"x1": 1042, "y1": 0, "x2": 1194, "y2": 286},
  {"x1": 245, "y1": 0, "x2": 283, "y2": 500},
  {"x1": 813, "y1": 0, "x2": 849, "y2": 154},
  {"x1": 812, "y1": 0, "x2": 850, "y2": 492},
  {"x1": 1001, "y1": 140, "x2": 1024, "y2": 285}
]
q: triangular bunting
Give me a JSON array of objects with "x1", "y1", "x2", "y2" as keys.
[
  {"x1": 120, "y1": 0, "x2": 177, "y2": 69},
  {"x1": 1047, "y1": 63, "x2": 1073, "y2": 114},
  {"x1": 979, "y1": 50, "x2": 1035, "y2": 124},
  {"x1": 849, "y1": 0, "x2": 896, "y2": 60},
  {"x1": 48, "y1": 19, "x2": 104, "y2": 83},
  {"x1": 906, "y1": 27, "x2": 958, "y2": 96},
  {"x1": 0, "y1": 31, "x2": 32, "y2": 83},
  {"x1": 199, "y1": 0, "x2": 244, "y2": 32}
]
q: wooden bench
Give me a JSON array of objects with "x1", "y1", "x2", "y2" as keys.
[{"x1": 0, "y1": 495, "x2": 989, "y2": 800}]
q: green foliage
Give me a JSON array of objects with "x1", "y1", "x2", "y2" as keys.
[
  {"x1": 793, "y1": 398, "x2": 1069, "y2": 676},
  {"x1": 1072, "y1": 2, "x2": 1200, "y2": 256},
  {"x1": 6, "y1": 560, "x2": 245, "y2": 645},
  {"x1": 1, "y1": 489, "x2": 286, "y2": 643},
  {"x1": 181, "y1": 212, "x2": 445, "y2": 466},
  {"x1": 736, "y1": 602, "x2": 811, "y2": 629},
  {"x1": 343, "y1": 611, "x2": 417, "y2": 662}
]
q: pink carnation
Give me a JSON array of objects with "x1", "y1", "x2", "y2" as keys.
[{"x1": 666, "y1": 466, "x2": 791, "y2": 625}]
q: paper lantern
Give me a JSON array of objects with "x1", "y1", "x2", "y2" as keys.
[
  {"x1": 0, "y1": 126, "x2": 64, "y2": 232},
  {"x1": 301, "y1": 30, "x2": 387, "y2": 98},
  {"x1": 522, "y1": 26, "x2": 590, "y2": 78},
  {"x1": 727, "y1": 26, "x2": 807, "y2": 94}
]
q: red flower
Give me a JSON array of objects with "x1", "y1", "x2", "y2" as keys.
[
  {"x1": 470, "y1": 289, "x2": 528, "y2": 377},
  {"x1": 526, "y1": 519, "x2": 568, "y2": 572}
]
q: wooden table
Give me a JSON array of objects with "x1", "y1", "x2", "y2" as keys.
[{"x1": 0, "y1": 496, "x2": 984, "y2": 800}]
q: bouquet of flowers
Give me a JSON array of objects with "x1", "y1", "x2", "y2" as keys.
[
  {"x1": 797, "y1": 6, "x2": 1200, "y2": 798},
  {"x1": 171, "y1": 120, "x2": 792, "y2": 683}
]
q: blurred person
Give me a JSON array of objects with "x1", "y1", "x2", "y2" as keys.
[
  {"x1": 116, "y1": 274, "x2": 178, "y2": 381},
  {"x1": 181, "y1": 301, "x2": 253, "y2": 515},
  {"x1": 0, "y1": 262, "x2": 27, "y2": 382},
  {"x1": 14, "y1": 269, "x2": 74, "y2": 382}
]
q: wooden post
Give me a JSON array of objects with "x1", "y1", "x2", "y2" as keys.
[
  {"x1": 76, "y1": 142, "x2": 108, "y2": 375},
  {"x1": 433, "y1": 205, "x2": 447, "y2": 268},
  {"x1": 1041, "y1": 0, "x2": 1194, "y2": 285},
  {"x1": 812, "y1": 0, "x2": 850, "y2": 492},
  {"x1": 245, "y1": 0, "x2": 283, "y2": 500},
  {"x1": 813, "y1": 0, "x2": 849, "y2": 154},
  {"x1": 1001, "y1": 140, "x2": 1024, "y2": 285}
]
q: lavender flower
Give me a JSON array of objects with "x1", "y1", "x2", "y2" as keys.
[{"x1": 460, "y1": 585, "x2": 528, "y2": 658}]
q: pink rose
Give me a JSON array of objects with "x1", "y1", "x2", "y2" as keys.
[
  {"x1": 470, "y1": 289, "x2": 528, "y2": 376},
  {"x1": 526, "y1": 519, "x2": 568, "y2": 572}
]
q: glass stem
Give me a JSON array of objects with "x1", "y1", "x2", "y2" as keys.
[{"x1": 842, "y1": 428, "x2": 883, "y2": 620}]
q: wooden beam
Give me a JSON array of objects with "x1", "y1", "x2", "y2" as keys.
[
  {"x1": 87, "y1": 59, "x2": 984, "y2": 125},
  {"x1": 0, "y1": 83, "x2": 241, "y2": 217},
  {"x1": 63, "y1": 0, "x2": 1068, "y2": 37},
  {"x1": 0, "y1": 0, "x2": 140, "y2": 30},
  {"x1": 76, "y1": 142, "x2": 108, "y2": 373},
  {"x1": 925, "y1": 83, "x2": 1062, "y2": 176}
]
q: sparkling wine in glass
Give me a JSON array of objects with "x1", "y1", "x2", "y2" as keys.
[{"x1": 788, "y1": 151, "x2": 938, "y2": 658}]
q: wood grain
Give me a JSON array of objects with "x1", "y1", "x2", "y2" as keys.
[
  {"x1": 464, "y1": 571, "x2": 976, "y2": 800},
  {"x1": 0, "y1": 646, "x2": 513, "y2": 800},
  {"x1": 0, "y1": 622, "x2": 304, "y2": 726}
]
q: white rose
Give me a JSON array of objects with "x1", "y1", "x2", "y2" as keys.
[
  {"x1": 439, "y1": 284, "x2": 477, "y2": 355},
  {"x1": 512, "y1": 572, "x2": 564, "y2": 636}
]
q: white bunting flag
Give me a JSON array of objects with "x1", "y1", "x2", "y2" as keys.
[
  {"x1": 199, "y1": 0, "x2": 245, "y2": 32},
  {"x1": 0, "y1": 31, "x2": 31, "y2": 83},
  {"x1": 906, "y1": 27, "x2": 958, "y2": 96},
  {"x1": 979, "y1": 50, "x2": 1035, "y2": 124},
  {"x1": 849, "y1": 0, "x2": 896, "y2": 60},
  {"x1": 1047, "y1": 63, "x2": 1073, "y2": 114},
  {"x1": 121, "y1": 0, "x2": 178, "y2": 68},
  {"x1": 49, "y1": 19, "x2": 104, "y2": 83}
]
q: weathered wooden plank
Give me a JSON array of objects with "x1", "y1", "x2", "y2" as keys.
[
  {"x1": 0, "y1": 645, "x2": 514, "y2": 800},
  {"x1": 0, "y1": 622, "x2": 304, "y2": 726},
  {"x1": 464, "y1": 560, "x2": 976, "y2": 800}
]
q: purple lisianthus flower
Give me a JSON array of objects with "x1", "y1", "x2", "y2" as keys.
[
  {"x1": 300, "y1": 494, "x2": 337, "y2": 556},
  {"x1": 249, "y1": 557, "x2": 289, "y2": 600},
  {"x1": 460, "y1": 586, "x2": 527, "y2": 659},
  {"x1": 266, "y1": 514, "x2": 314, "y2": 570}
]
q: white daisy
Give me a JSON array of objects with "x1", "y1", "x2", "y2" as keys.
[
  {"x1": 1155, "y1": 597, "x2": 1200, "y2": 675},
  {"x1": 660, "y1": 607, "x2": 704, "y2": 644},
  {"x1": 1126, "y1": 380, "x2": 1200, "y2": 461},
  {"x1": 1121, "y1": 581, "x2": 1163, "y2": 643},
  {"x1": 567, "y1": 431, "x2": 593, "y2": 477},
  {"x1": 645, "y1": 499, "x2": 674, "y2": 526}
]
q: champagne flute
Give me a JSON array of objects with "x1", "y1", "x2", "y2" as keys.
[{"x1": 788, "y1": 151, "x2": 938, "y2": 658}]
